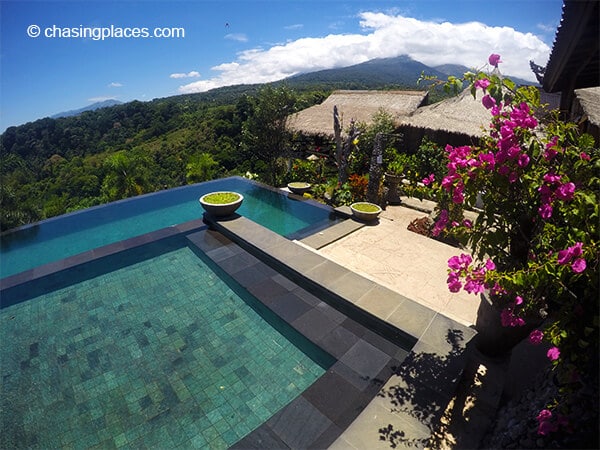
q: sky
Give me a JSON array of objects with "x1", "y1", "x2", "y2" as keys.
[{"x1": 0, "y1": 0, "x2": 565, "y2": 131}]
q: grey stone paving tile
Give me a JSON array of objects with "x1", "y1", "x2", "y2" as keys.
[
  {"x1": 340, "y1": 340, "x2": 391, "y2": 386},
  {"x1": 267, "y1": 395, "x2": 332, "y2": 449},
  {"x1": 325, "y1": 271, "x2": 377, "y2": 303},
  {"x1": 385, "y1": 301, "x2": 437, "y2": 341},
  {"x1": 292, "y1": 308, "x2": 339, "y2": 343}
]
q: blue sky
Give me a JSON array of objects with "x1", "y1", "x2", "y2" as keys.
[{"x1": 1, "y1": 0, "x2": 564, "y2": 131}]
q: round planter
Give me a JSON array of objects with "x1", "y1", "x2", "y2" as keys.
[
  {"x1": 474, "y1": 292, "x2": 542, "y2": 357},
  {"x1": 384, "y1": 173, "x2": 403, "y2": 205},
  {"x1": 350, "y1": 202, "x2": 382, "y2": 222},
  {"x1": 199, "y1": 191, "x2": 243, "y2": 217},
  {"x1": 287, "y1": 182, "x2": 311, "y2": 195}
]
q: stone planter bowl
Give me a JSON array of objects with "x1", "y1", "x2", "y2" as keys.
[
  {"x1": 350, "y1": 202, "x2": 382, "y2": 222},
  {"x1": 199, "y1": 191, "x2": 244, "y2": 217},
  {"x1": 287, "y1": 182, "x2": 311, "y2": 195}
]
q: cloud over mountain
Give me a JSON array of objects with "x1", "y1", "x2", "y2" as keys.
[{"x1": 179, "y1": 11, "x2": 550, "y2": 94}]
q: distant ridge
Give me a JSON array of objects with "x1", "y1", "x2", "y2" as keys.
[
  {"x1": 51, "y1": 99, "x2": 123, "y2": 119},
  {"x1": 283, "y1": 55, "x2": 449, "y2": 90}
]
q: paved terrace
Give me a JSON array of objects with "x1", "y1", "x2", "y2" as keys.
[{"x1": 204, "y1": 210, "x2": 477, "y2": 449}]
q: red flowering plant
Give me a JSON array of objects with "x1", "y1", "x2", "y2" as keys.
[{"x1": 428, "y1": 55, "x2": 599, "y2": 438}]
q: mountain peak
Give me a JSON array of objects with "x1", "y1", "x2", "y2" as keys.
[{"x1": 51, "y1": 99, "x2": 123, "y2": 119}]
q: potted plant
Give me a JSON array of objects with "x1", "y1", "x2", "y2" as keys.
[
  {"x1": 350, "y1": 202, "x2": 382, "y2": 222},
  {"x1": 384, "y1": 153, "x2": 409, "y2": 205},
  {"x1": 199, "y1": 191, "x2": 243, "y2": 217},
  {"x1": 287, "y1": 181, "x2": 311, "y2": 195}
]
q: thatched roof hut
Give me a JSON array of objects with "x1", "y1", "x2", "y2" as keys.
[
  {"x1": 395, "y1": 88, "x2": 492, "y2": 150},
  {"x1": 288, "y1": 90, "x2": 428, "y2": 136},
  {"x1": 572, "y1": 87, "x2": 600, "y2": 142}
]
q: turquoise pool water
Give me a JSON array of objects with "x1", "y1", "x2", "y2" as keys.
[
  {"x1": 0, "y1": 177, "x2": 338, "y2": 279},
  {"x1": 0, "y1": 237, "x2": 333, "y2": 448}
]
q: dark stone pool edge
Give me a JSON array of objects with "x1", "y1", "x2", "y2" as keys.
[
  {"x1": 188, "y1": 227, "x2": 410, "y2": 449},
  {"x1": 204, "y1": 213, "x2": 477, "y2": 449}
]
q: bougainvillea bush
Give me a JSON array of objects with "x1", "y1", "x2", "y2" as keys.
[{"x1": 426, "y1": 55, "x2": 599, "y2": 443}]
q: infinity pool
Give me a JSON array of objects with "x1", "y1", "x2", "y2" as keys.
[
  {"x1": 0, "y1": 177, "x2": 338, "y2": 279},
  {"x1": 0, "y1": 235, "x2": 334, "y2": 448}
]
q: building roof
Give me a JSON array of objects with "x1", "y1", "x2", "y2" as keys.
[
  {"x1": 287, "y1": 90, "x2": 427, "y2": 136},
  {"x1": 399, "y1": 88, "x2": 491, "y2": 138},
  {"x1": 574, "y1": 86, "x2": 600, "y2": 127},
  {"x1": 543, "y1": 0, "x2": 600, "y2": 93}
]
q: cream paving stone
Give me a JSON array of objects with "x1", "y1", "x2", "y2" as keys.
[{"x1": 318, "y1": 205, "x2": 479, "y2": 327}]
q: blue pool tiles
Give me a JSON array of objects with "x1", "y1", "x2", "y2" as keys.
[
  {"x1": 0, "y1": 221, "x2": 413, "y2": 449},
  {"x1": 0, "y1": 240, "x2": 331, "y2": 449}
]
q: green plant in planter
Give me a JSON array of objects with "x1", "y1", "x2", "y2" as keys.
[{"x1": 202, "y1": 192, "x2": 240, "y2": 204}]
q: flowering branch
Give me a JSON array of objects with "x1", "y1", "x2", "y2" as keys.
[{"x1": 426, "y1": 54, "x2": 599, "y2": 440}]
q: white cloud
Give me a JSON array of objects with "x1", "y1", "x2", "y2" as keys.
[
  {"x1": 284, "y1": 24, "x2": 303, "y2": 30},
  {"x1": 170, "y1": 71, "x2": 201, "y2": 79},
  {"x1": 225, "y1": 33, "x2": 248, "y2": 42},
  {"x1": 108, "y1": 82, "x2": 123, "y2": 88},
  {"x1": 179, "y1": 12, "x2": 550, "y2": 94}
]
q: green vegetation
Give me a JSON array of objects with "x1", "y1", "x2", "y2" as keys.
[
  {"x1": 0, "y1": 83, "x2": 330, "y2": 231},
  {"x1": 0, "y1": 56, "x2": 463, "y2": 232},
  {"x1": 201, "y1": 192, "x2": 241, "y2": 204}
]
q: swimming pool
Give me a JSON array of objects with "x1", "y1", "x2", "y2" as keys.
[
  {"x1": 0, "y1": 235, "x2": 334, "y2": 448},
  {"x1": 0, "y1": 177, "x2": 339, "y2": 279}
]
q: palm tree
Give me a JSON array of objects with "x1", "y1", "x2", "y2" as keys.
[{"x1": 101, "y1": 151, "x2": 151, "y2": 201}]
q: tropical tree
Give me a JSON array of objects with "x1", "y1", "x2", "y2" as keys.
[
  {"x1": 100, "y1": 151, "x2": 152, "y2": 201},
  {"x1": 185, "y1": 152, "x2": 220, "y2": 184},
  {"x1": 241, "y1": 85, "x2": 297, "y2": 186}
]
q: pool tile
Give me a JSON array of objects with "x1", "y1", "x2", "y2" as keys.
[
  {"x1": 267, "y1": 395, "x2": 333, "y2": 449},
  {"x1": 292, "y1": 308, "x2": 339, "y2": 343}
]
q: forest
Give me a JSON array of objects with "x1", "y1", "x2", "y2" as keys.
[
  {"x1": 0, "y1": 54, "x2": 461, "y2": 233},
  {"x1": 0, "y1": 83, "x2": 340, "y2": 231}
]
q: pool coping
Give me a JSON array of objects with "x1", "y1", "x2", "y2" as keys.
[
  {"x1": 203, "y1": 213, "x2": 477, "y2": 449},
  {"x1": 187, "y1": 227, "x2": 411, "y2": 449}
]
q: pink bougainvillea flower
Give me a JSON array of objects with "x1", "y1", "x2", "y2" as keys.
[
  {"x1": 500, "y1": 308, "x2": 525, "y2": 327},
  {"x1": 537, "y1": 409, "x2": 552, "y2": 422},
  {"x1": 484, "y1": 259, "x2": 495, "y2": 271},
  {"x1": 447, "y1": 273, "x2": 462, "y2": 293},
  {"x1": 515, "y1": 295, "x2": 523, "y2": 305},
  {"x1": 547, "y1": 346, "x2": 560, "y2": 361},
  {"x1": 538, "y1": 203, "x2": 553, "y2": 219},
  {"x1": 463, "y1": 219, "x2": 473, "y2": 228},
  {"x1": 488, "y1": 53, "x2": 502, "y2": 67},
  {"x1": 518, "y1": 153, "x2": 530, "y2": 167},
  {"x1": 529, "y1": 329, "x2": 544, "y2": 345},
  {"x1": 555, "y1": 182, "x2": 576, "y2": 201},
  {"x1": 475, "y1": 78, "x2": 491, "y2": 90},
  {"x1": 536, "y1": 409, "x2": 558, "y2": 435},
  {"x1": 482, "y1": 94, "x2": 496, "y2": 109},
  {"x1": 571, "y1": 258, "x2": 587, "y2": 273},
  {"x1": 558, "y1": 242, "x2": 585, "y2": 266},
  {"x1": 580, "y1": 151, "x2": 590, "y2": 161},
  {"x1": 422, "y1": 173, "x2": 435, "y2": 186}
]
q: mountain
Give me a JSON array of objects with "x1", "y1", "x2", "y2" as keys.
[
  {"x1": 51, "y1": 99, "x2": 123, "y2": 118},
  {"x1": 284, "y1": 55, "x2": 449, "y2": 90}
]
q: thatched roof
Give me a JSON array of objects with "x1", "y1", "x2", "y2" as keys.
[
  {"x1": 574, "y1": 87, "x2": 600, "y2": 127},
  {"x1": 399, "y1": 89, "x2": 491, "y2": 138},
  {"x1": 288, "y1": 90, "x2": 427, "y2": 136}
]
